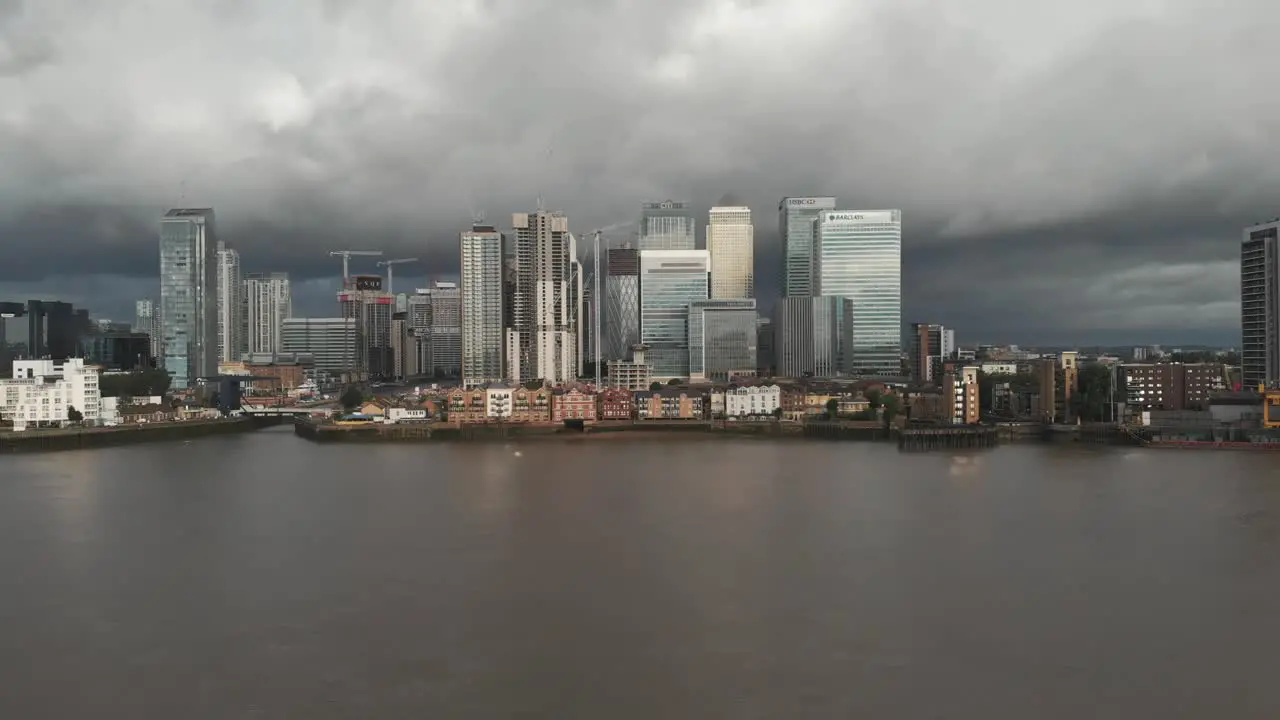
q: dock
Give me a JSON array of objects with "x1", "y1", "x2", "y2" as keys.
[{"x1": 898, "y1": 426, "x2": 999, "y2": 451}]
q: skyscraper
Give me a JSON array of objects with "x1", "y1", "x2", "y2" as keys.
[
  {"x1": 605, "y1": 244, "x2": 640, "y2": 361},
  {"x1": 639, "y1": 249, "x2": 710, "y2": 381},
  {"x1": 506, "y1": 210, "x2": 578, "y2": 384},
  {"x1": 814, "y1": 209, "x2": 902, "y2": 376},
  {"x1": 778, "y1": 196, "x2": 836, "y2": 297},
  {"x1": 774, "y1": 296, "x2": 847, "y2": 378},
  {"x1": 244, "y1": 272, "x2": 292, "y2": 357},
  {"x1": 159, "y1": 208, "x2": 217, "y2": 389},
  {"x1": 688, "y1": 298, "x2": 757, "y2": 381},
  {"x1": 215, "y1": 241, "x2": 242, "y2": 363},
  {"x1": 461, "y1": 224, "x2": 505, "y2": 387},
  {"x1": 134, "y1": 299, "x2": 161, "y2": 360},
  {"x1": 412, "y1": 281, "x2": 462, "y2": 378},
  {"x1": 639, "y1": 201, "x2": 696, "y2": 251},
  {"x1": 707, "y1": 206, "x2": 754, "y2": 299},
  {"x1": 1242, "y1": 219, "x2": 1280, "y2": 388}
]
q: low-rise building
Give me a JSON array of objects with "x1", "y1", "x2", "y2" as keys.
[
  {"x1": 725, "y1": 384, "x2": 781, "y2": 418},
  {"x1": 446, "y1": 387, "x2": 487, "y2": 423},
  {"x1": 511, "y1": 386, "x2": 551, "y2": 422},
  {"x1": 943, "y1": 366, "x2": 981, "y2": 424},
  {"x1": 1121, "y1": 362, "x2": 1224, "y2": 411},
  {"x1": 596, "y1": 387, "x2": 632, "y2": 420},
  {"x1": 1, "y1": 359, "x2": 104, "y2": 431},
  {"x1": 634, "y1": 388, "x2": 704, "y2": 419},
  {"x1": 552, "y1": 388, "x2": 597, "y2": 421}
]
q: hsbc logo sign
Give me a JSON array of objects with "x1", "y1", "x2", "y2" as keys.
[{"x1": 788, "y1": 198, "x2": 816, "y2": 205}]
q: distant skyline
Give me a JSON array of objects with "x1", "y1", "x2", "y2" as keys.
[{"x1": 1, "y1": 0, "x2": 1275, "y2": 343}]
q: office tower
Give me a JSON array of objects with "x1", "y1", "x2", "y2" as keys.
[
  {"x1": 778, "y1": 196, "x2": 836, "y2": 297},
  {"x1": 24, "y1": 300, "x2": 81, "y2": 360},
  {"x1": 570, "y1": 254, "x2": 585, "y2": 378},
  {"x1": 135, "y1": 299, "x2": 162, "y2": 359},
  {"x1": 639, "y1": 200, "x2": 696, "y2": 251},
  {"x1": 639, "y1": 249, "x2": 710, "y2": 381},
  {"x1": 159, "y1": 208, "x2": 218, "y2": 389},
  {"x1": 461, "y1": 224, "x2": 505, "y2": 387},
  {"x1": 280, "y1": 317, "x2": 358, "y2": 378},
  {"x1": 814, "y1": 209, "x2": 902, "y2": 376},
  {"x1": 244, "y1": 272, "x2": 292, "y2": 357},
  {"x1": 688, "y1": 298, "x2": 757, "y2": 382},
  {"x1": 1243, "y1": 219, "x2": 1280, "y2": 388},
  {"x1": 756, "y1": 317, "x2": 775, "y2": 375},
  {"x1": 506, "y1": 210, "x2": 577, "y2": 384},
  {"x1": 338, "y1": 275, "x2": 394, "y2": 380},
  {"x1": 605, "y1": 244, "x2": 640, "y2": 361},
  {"x1": 909, "y1": 323, "x2": 956, "y2": 383},
  {"x1": 215, "y1": 240, "x2": 243, "y2": 363},
  {"x1": 707, "y1": 206, "x2": 754, "y2": 299},
  {"x1": 410, "y1": 281, "x2": 462, "y2": 378},
  {"x1": 774, "y1": 296, "x2": 848, "y2": 378}
]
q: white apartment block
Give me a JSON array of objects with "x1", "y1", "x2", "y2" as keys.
[
  {"x1": 1, "y1": 359, "x2": 103, "y2": 431},
  {"x1": 707, "y1": 206, "x2": 754, "y2": 299},
  {"x1": 725, "y1": 384, "x2": 781, "y2": 418}
]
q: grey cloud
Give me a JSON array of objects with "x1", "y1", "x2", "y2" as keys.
[{"x1": 0, "y1": 0, "x2": 1277, "y2": 343}]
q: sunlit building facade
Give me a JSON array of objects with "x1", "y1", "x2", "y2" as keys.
[
  {"x1": 639, "y1": 249, "x2": 709, "y2": 381},
  {"x1": 814, "y1": 209, "x2": 902, "y2": 376}
]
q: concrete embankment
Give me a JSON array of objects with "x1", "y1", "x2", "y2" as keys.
[
  {"x1": 295, "y1": 420, "x2": 804, "y2": 443},
  {"x1": 0, "y1": 416, "x2": 282, "y2": 454}
]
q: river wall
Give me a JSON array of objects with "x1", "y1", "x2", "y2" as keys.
[{"x1": 0, "y1": 417, "x2": 282, "y2": 454}]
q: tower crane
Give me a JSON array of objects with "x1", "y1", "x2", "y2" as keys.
[
  {"x1": 330, "y1": 250, "x2": 383, "y2": 289},
  {"x1": 376, "y1": 258, "x2": 419, "y2": 295}
]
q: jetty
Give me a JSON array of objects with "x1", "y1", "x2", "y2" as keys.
[{"x1": 898, "y1": 426, "x2": 998, "y2": 451}]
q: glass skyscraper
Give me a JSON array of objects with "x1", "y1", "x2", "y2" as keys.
[
  {"x1": 639, "y1": 201, "x2": 696, "y2": 251},
  {"x1": 814, "y1": 209, "x2": 902, "y2": 376},
  {"x1": 778, "y1": 196, "x2": 836, "y2": 297},
  {"x1": 159, "y1": 208, "x2": 218, "y2": 389},
  {"x1": 639, "y1": 249, "x2": 709, "y2": 380},
  {"x1": 688, "y1": 298, "x2": 757, "y2": 381},
  {"x1": 605, "y1": 245, "x2": 640, "y2": 360}
]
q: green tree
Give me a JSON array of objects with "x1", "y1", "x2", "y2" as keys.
[
  {"x1": 881, "y1": 393, "x2": 900, "y2": 424},
  {"x1": 523, "y1": 379, "x2": 544, "y2": 390},
  {"x1": 66, "y1": 405, "x2": 83, "y2": 424},
  {"x1": 825, "y1": 397, "x2": 839, "y2": 418},
  {"x1": 772, "y1": 406, "x2": 783, "y2": 419},
  {"x1": 340, "y1": 385, "x2": 364, "y2": 409},
  {"x1": 1071, "y1": 364, "x2": 1113, "y2": 422},
  {"x1": 649, "y1": 381, "x2": 663, "y2": 392},
  {"x1": 864, "y1": 388, "x2": 883, "y2": 409},
  {"x1": 667, "y1": 378, "x2": 681, "y2": 386}
]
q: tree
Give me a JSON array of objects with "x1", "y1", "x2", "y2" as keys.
[
  {"x1": 666, "y1": 378, "x2": 681, "y2": 386},
  {"x1": 66, "y1": 405, "x2": 83, "y2": 424},
  {"x1": 523, "y1": 379, "x2": 544, "y2": 390},
  {"x1": 864, "y1": 388, "x2": 883, "y2": 409},
  {"x1": 825, "y1": 398, "x2": 839, "y2": 418},
  {"x1": 649, "y1": 381, "x2": 663, "y2": 392},
  {"x1": 881, "y1": 393, "x2": 900, "y2": 425},
  {"x1": 1071, "y1": 364, "x2": 1113, "y2": 422},
  {"x1": 772, "y1": 406, "x2": 783, "y2": 419},
  {"x1": 340, "y1": 385, "x2": 364, "y2": 410}
]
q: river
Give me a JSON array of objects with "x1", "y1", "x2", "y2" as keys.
[{"x1": 2, "y1": 427, "x2": 1278, "y2": 717}]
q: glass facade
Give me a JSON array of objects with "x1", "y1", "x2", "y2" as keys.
[
  {"x1": 461, "y1": 226, "x2": 505, "y2": 387},
  {"x1": 639, "y1": 201, "x2": 696, "y2": 251},
  {"x1": 688, "y1": 299, "x2": 757, "y2": 381},
  {"x1": 639, "y1": 250, "x2": 709, "y2": 380},
  {"x1": 773, "y1": 296, "x2": 847, "y2": 378},
  {"x1": 778, "y1": 196, "x2": 836, "y2": 297},
  {"x1": 707, "y1": 206, "x2": 754, "y2": 299},
  {"x1": 605, "y1": 246, "x2": 640, "y2": 360},
  {"x1": 159, "y1": 209, "x2": 217, "y2": 389},
  {"x1": 814, "y1": 209, "x2": 901, "y2": 376}
]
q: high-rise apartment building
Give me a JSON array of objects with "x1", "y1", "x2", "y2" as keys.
[
  {"x1": 688, "y1": 298, "x2": 757, "y2": 382},
  {"x1": 244, "y1": 272, "x2": 292, "y2": 357},
  {"x1": 338, "y1": 277, "x2": 394, "y2": 380},
  {"x1": 461, "y1": 224, "x2": 505, "y2": 387},
  {"x1": 215, "y1": 241, "x2": 243, "y2": 363},
  {"x1": 778, "y1": 196, "x2": 836, "y2": 297},
  {"x1": 909, "y1": 323, "x2": 956, "y2": 383},
  {"x1": 134, "y1": 299, "x2": 162, "y2": 359},
  {"x1": 506, "y1": 211, "x2": 578, "y2": 384},
  {"x1": 639, "y1": 201, "x2": 696, "y2": 251},
  {"x1": 605, "y1": 244, "x2": 640, "y2": 361},
  {"x1": 814, "y1": 209, "x2": 902, "y2": 376},
  {"x1": 639, "y1": 249, "x2": 709, "y2": 381},
  {"x1": 707, "y1": 206, "x2": 754, "y2": 299},
  {"x1": 159, "y1": 208, "x2": 218, "y2": 389},
  {"x1": 1242, "y1": 219, "x2": 1280, "y2": 388}
]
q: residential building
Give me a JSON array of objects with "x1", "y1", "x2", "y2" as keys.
[
  {"x1": 507, "y1": 385, "x2": 552, "y2": 422},
  {"x1": 1036, "y1": 351, "x2": 1079, "y2": 423},
  {"x1": 244, "y1": 272, "x2": 292, "y2": 357},
  {"x1": 445, "y1": 387, "x2": 488, "y2": 423},
  {"x1": 1242, "y1": 219, "x2": 1280, "y2": 388},
  {"x1": 460, "y1": 223, "x2": 506, "y2": 387},
  {"x1": 639, "y1": 249, "x2": 710, "y2": 381},
  {"x1": 605, "y1": 244, "x2": 641, "y2": 360},
  {"x1": 609, "y1": 344, "x2": 653, "y2": 391},
  {"x1": 411, "y1": 282, "x2": 462, "y2": 378},
  {"x1": 688, "y1": 298, "x2": 757, "y2": 382},
  {"x1": 159, "y1": 208, "x2": 218, "y2": 389},
  {"x1": 773, "y1": 296, "x2": 847, "y2": 378},
  {"x1": 596, "y1": 387, "x2": 633, "y2": 419},
  {"x1": 506, "y1": 211, "x2": 578, "y2": 384},
  {"x1": 552, "y1": 387, "x2": 597, "y2": 421},
  {"x1": 910, "y1": 323, "x2": 956, "y2": 383},
  {"x1": 707, "y1": 206, "x2": 753, "y2": 299},
  {"x1": 134, "y1": 299, "x2": 162, "y2": 359},
  {"x1": 1, "y1": 359, "x2": 102, "y2": 431},
  {"x1": 338, "y1": 276, "x2": 395, "y2": 379},
  {"x1": 280, "y1": 317, "x2": 358, "y2": 378},
  {"x1": 215, "y1": 240, "x2": 243, "y2": 362},
  {"x1": 638, "y1": 200, "x2": 696, "y2": 251},
  {"x1": 813, "y1": 209, "x2": 902, "y2": 376},
  {"x1": 1120, "y1": 363, "x2": 1225, "y2": 411},
  {"x1": 778, "y1": 196, "x2": 836, "y2": 297},
  {"x1": 634, "y1": 387, "x2": 704, "y2": 419},
  {"x1": 725, "y1": 384, "x2": 781, "y2": 418},
  {"x1": 943, "y1": 365, "x2": 981, "y2": 424}
]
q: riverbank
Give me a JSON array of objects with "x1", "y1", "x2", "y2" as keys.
[
  {"x1": 296, "y1": 419, "x2": 807, "y2": 443},
  {"x1": 0, "y1": 416, "x2": 282, "y2": 454}
]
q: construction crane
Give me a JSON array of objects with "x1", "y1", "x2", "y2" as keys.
[
  {"x1": 330, "y1": 250, "x2": 383, "y2": 289},
  {"x1": 376, "y1": 258, "x2": 418, "y2": 295}
]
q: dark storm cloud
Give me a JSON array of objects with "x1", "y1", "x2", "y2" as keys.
[{"x1": 1, "y1": 0, "x2": 1278, "y2": 338}]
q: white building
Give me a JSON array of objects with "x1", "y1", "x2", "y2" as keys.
[
  {"x1": 1, "y1": 359, "x2": 103, "y2": 431},
  {"x1": 245, "y1": 272, "x2": 292, "y2": 356},
  {"x1": 707, "y1": 206, "x2": 754, "y2": 299},
  {"x1": 215, "y1": 240, "x2": 243, "y2": 362},
  {"x1": 725, "y1": 384, "x2": 781, "y2": 418},
  {"x1": 485, "y1": 385, "x2": 515, "y2": 418},
  {"x1": 507, "y1": 211, "x2": 579, "y2": 385}
]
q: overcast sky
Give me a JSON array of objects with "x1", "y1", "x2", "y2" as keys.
[{"x1": 1, "y1": 0, "x2": 1276, "y2": 345}]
